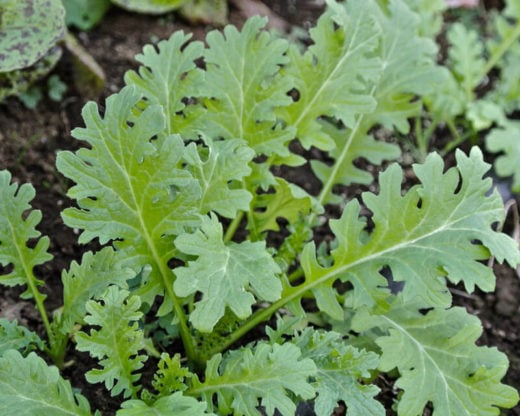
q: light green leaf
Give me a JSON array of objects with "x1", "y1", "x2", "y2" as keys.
[
  {"x1": 297, "y1": 148, "x2": 520, "y2": 318},
  {"x1": 174, "y1": 214, "x2": 282, "y2": 332},
  {"x1": 189, "y1": 343, "x2": 316, "y2": 416},
  {"x1": 124, "y1": 31, "x2": 204, "y2": 136},
  {"x1": 76, "y1": 286, "x2": 147, "y2": 398},
  {"x1": 0, "y1": 350, "x2": 92, "y2": 416},
  {"x1": 282, "y1": 0, "x2": 381, "y2": 151},
  {"x1": 447, "y1": 23, "x2": 486, "y2": 100},
  {"x1": 293, "y1": 328, "x2": 384, "y2": 416},
  {"x1": 119, "y1": 392, "x2": 213, "y2": 416},
  {"x1": 486, "y1": 121, "x2": 520, "y2": 192},
  {"x1": 111, "y1": 0, "x2": 187, "y2": 14},
  {"x1": 353, "y1": 299, "x2": 520, "y2": 415},
  {"x1": 0, "y1": 319, "x2": 44, "y2": 356},
  {"x1": 250, "y1": 178, "x2": 313, "y2": 235},
  {"x1": 0, "y1": 0, "x2": 65, "y2": 72},
  {"x1": 57, "y1": 247, "x2": 134, "y2": 335},
  {"x1": 183, "y1": 138, "x2": 254, "y2": 218},
  {"x1": 56, "y1": 86, "x2": 201, "y2": 305},
  {"x1": 0, "y1": 170, "x2": 52, "y2": 299},
  {"x1": 198, "y1": 16, "x2": 294, "y2": 158}
]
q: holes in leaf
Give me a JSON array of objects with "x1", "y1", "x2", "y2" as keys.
[
  {"x1": 287, "y1": 88, "x2": 300, "y2": 102},
  {"x1": 416, "y1": 197, "x2": 423, "y2": 209},
  {"x1": 379, "y1": 265, "x2": 404, "y2": 294},
  {"x1": 454, "y1": 171, "x2": 463, "y2": 194},
  {"x1": 0, "y1": 262, "x2": 14, "y2": 276}
]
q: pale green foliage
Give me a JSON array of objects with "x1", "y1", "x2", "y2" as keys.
[
  {"x1": 119, "y1": 392, "x2": 214, "y2": 416},
  {"x1": 353, "y1": 298, "x2": 520, "y2": 415},
  {"x1": 0, "y1": 171, "x2": 52, "y2": 298},
  {"x1": 0, "y1": 350, "x2": 94, "y2": 416},
  {"x1": 0, "y1": 1, "x2": 519, "y2": 414},
  {"x1": 76, "y1": 286, "x2": 148, "y2": 398},
  {"x1": 174, "y1": 214, "x2": 282, "y2": 332},
  {"x1": 190, "y1": 343, "x2": 316, "y2": 416},
  {"x1": 0, "y1": 319, "x2": 43, "y2": 356},
  {"x1": 299, "y1": 148, "x2": 519, "y2": 319},
  {"x1": 486, "y1": 121, "x2": 520, "y2": 192}
]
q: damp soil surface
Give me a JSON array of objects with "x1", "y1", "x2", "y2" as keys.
[{"x1": 0, "y1": 1, "x2": 519, "y2": 415}]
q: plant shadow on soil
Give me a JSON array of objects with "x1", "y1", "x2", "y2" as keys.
[{"x1": 0, "y1": 1, "x2": 519, "y2": 415}]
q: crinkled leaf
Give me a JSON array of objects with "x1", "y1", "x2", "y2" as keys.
[
  {"x1": 56, "y1": 87, "x2": 201, "y2": 305},
  {"x1": 293, "y1": 328, "x2": 384, "y2": 416},
  {"x1": 189, "y1": 343, "x2": 316, "y2": 416},
  {"x1": 111, "y1": 0, "x2": 186, "y2": 14},
  {"x1": 76, "y1": 286, "x2": 147, "y2": 398},
  {"x1": 119, "y1": 392, "x2": 213, "y2": 416},
  {"x1": 198, "y1": 16, "x2": 294, "y2": 158},
  {"x1": 281, "y1": 0, "x2": 381, "y2": 151},
  {"x1": 124, "y1": 31, "x2": 204, "y2": 136},
  {"x1": 57, "y1": 247, "x2": 134, "y2": 334},
  {"x1": 0, "y1": 350, "x2": 93, "y2": 416},
  {"x1": 0, "y1": 319, "x2": 44, "y2": 356},
  {"x1": 359, "y1": 0, "x2": 445, "y2": 133},
  {"x1": 295, "y1": 148, "x2": 520, "y2": 320},
  {"x1": 0, "y1": 0, "x2": 65, "y2": 72},
  {"x1": 353, "y1": 299, "x2": 520, "y2": 415},
  {"x1": 183, "y1": 138, "x2": 254, "y2": 218},
  {"x1": 447, "y1": 23, "x2": 486, "y2": 99},
  {"x1": 174, "y1": 214, "x2": 282, "y2": 332},
  {"x1": 151, "y1": 353, "x2": 192, "y2": 396},
  {"x1": 486, "y1": 121, "x2": 520, "y2": 192},
  {"x1": 0, "y1": 170, "x2": 52, "y2": 299}
]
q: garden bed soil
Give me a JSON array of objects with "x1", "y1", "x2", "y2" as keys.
[{"x1": 0, "y1": 1, "x2": 519, "y2": 414}]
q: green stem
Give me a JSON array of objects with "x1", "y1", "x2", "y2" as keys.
[
  {"x1": 224, "y1": 211, "x2": 245, "y2": 242},
  {"x1": 478, "y1": 19, "x2": 520, "y2": 83}
]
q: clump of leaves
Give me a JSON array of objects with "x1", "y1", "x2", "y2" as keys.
[
  {"x1": 0, "y1": 0, "x2": 66, "y2": 102},
  {"x1": 1, "y1": 0, "x2": 519, "y2": 415}
]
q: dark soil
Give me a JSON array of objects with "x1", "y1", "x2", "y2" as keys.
[{"x1": 0, "y1": 1, "x2": 519, "y2": 415}]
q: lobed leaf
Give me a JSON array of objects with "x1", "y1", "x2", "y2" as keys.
[
  {"x1": 353, "y1": 299, "x2": 520, "y2": 415},
  {"x1": 296, "y1": 147, "x2": 520, "y2": 319},
  {"x1": 174, "y1": 214, "x2": 282, "y2": 332},
  {"x1": 0, "y1": 318, "x2": 44, "y2": 356},
  {"x1": 189, "y1": 342, "x2": 316, "y2": 416},
  {"x1": 119, "y1": 392, "x2": 214, "y2": 416},
  {"x1": 486, "y1": 121, "x2": 520, "y2": 192},
  {"x1": 76, "y1": 286, "x2": 147, "y2": 398},
  {"x1": 0, "y1": 170, "x2": 52, "y2": 299},
  {"x1": 0, "y1": 350, "x2": 93, "y2": 416},
  {"x1": 56, "y1": 87, "x2": 201, "y2": 305}
]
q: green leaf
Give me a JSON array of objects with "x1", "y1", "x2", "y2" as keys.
[
  {"x1": 0, "y1": 170, "x2": 53, "y2": 299},
  {"x1": 250, "y1": 178, "x2": 314, "y2": 235},
  {"x1": 56, "y1": 86, "x2": 201, "y2": 305},
  {"x1": 281, "y1": 0, "x2": 381, "y2": 151},
  {"x1": 0, "y1": 350, "x2": 92, "y2": 416},
  {"x1": 174, "y1": 214, "x2": 282, "y2": 332},
  {"x1": 0, "y1": 319, "x2": 44, "y2": 356},
  {"x1": 124, "y1": 31, "x2": 205, "y2": 137},
  {"x1": 151, "y1": 353, "x2": 192, "y2": 396},
  {"x1": 111, "y1": 0, "x2": 187, "y2": 14},
  {"x1": 57, "y1": 247, "x2": 134, "y2": 335},
  {"x1": 353, "y1": 299, "x2": 520, "y2": 415},
  {"x1": 183, "y1": 138, "x2": 254, "y2": 218},
  {"x1": 62, "y1": 0, "x2": 111, "y2": 30},
  {"x1": 189, "y1": 342, "x2": 317, "y2": 416},
  {"x1": 0, "y1": 0, "x2": 65, "y2": 72},
  {"x1": 119, "y1": 392, "x2": 213, "y2": 416},
  {"x1": 297, "y1": 148, "x2": 520, "y2": 318},
  {"x1": 447, "y1": 23, "x2": 486, "y2": 99},
  {"x1": 486, "y1": 121, "x2": 520, "y2": 192},
  {"x1": 293, "y1": 328, "x2": 384, "y2": 416},
  {"x1": 76, "y1": 286, "x2": 147, "y2": 398},
  {"x1": 198, "y1": 16, "x2": 294, "y2": 158}
]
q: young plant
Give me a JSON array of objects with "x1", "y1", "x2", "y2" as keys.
[{"x1": 1, "y1": 0, "x2": 519, "y2": 414}]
